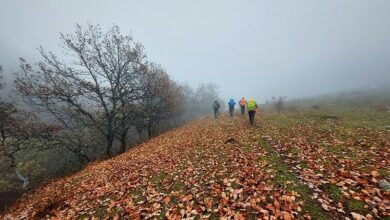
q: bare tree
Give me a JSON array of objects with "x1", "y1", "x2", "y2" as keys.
[
  {"x1": 274, "y1": 96, "x2": 286, "y2": 112},
  {"x1": 15, "y1": 24, "x2": 147, "y2": 157},
  {"x1": 136, "y1": 63, "x2": 184, "y2": 139},
  {"x1": 0, "y1": 101, "x2": 61, "y2": 188},
  {"x1": 0, "y1": 65, "x2": 3, "y2": 90},
  {"x1": 193, "y1": 83, "x2": 222, "y2": 116}
]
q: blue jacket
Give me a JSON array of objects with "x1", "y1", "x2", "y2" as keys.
[{"x1": 228, "y1": 99, "x2": 236, "y2": 107}]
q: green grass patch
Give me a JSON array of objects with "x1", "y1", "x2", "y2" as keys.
[
  {"x1": 323, "y1": 145, "x2": 343, "y2": 155},
  {"x1": 94, "y1": 205, "x2": 107, "y2": 219},
  {"x1": 317, "y1": 114, "x2": 339, "y2": 121},
  {"x1": 170, "y1": 181, "x2": 186, "y2": 192},
  {"x1": 71, "y1": 175, "x2": 87, "y2": 185},
  {"x1": 150, "y1": 171, "x2": 169, "y2": 185},
  {"x1": 299, "y1": 162, "x2": 309, "y2": 169},
  {"x1": 258, "y1": 136, "x2": 331, "y2": 220},
  {"x1": 129, "y1": 187, "x2": 146, "y2": 204},
  {"x1": 321, "y1": 183, "x2": 343, "y2": 202},
  {"x1": 347, "y1": 199, "x2": 366, "y2": 213},
  {"x1": 77, "y1": 214, "x2": 90, "y2": 220},
  {"x1": 242, "y1": 144, "x2": 251, "y2": 153},
  {"x1": 286, "y1": 146, "x2": 300, "y2": 156}
]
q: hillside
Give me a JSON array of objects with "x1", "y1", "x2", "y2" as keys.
[{"x1": 2, "y1": 111, "x2": 389, "y2": 219}]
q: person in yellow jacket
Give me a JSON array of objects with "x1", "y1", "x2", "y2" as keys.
[{"x1": 247, "y1": 99, "x2": 258, "y2": 125}]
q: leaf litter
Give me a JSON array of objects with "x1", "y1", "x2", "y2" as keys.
[{"x1": 2, "y1": 113, "x2": 389, "y2": 219}]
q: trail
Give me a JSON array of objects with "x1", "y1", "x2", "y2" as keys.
[{"x1": 3, "y1": 114, "x2": 385, "y2": 219}]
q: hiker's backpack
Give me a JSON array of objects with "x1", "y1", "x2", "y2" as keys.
[{"x1": 247, "y1": 100, "x2": 256, "y2": 111}]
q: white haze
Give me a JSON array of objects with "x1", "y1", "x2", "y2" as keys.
[{"x1": 1, "y1": 0, "x2": 389, "y2": 102}]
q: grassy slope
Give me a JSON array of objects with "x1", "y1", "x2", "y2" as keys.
[
  {"x1": 2, "y1": 108, "x2": 389, "y2": 219},
  {"x1": 259, "y1": 108, "x2": 389, "y2": 219}
]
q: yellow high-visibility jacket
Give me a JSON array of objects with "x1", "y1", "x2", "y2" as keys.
[{"x1": 247, "y1": 99, "x2": 257, "y2": 111}]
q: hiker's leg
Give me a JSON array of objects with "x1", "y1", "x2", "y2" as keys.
[{"x1": 249, "y1": 111, "x2": 255, "y2": 124}]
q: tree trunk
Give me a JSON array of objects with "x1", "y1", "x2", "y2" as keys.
[
  {"x1": 15, "y1": 168, "x2": 29, "y2": 189},
  {"x1": 120, "y1": 131, "x2": 127, "y2": 153},
  {"x1": 135, "y1": 126, "x2": 143, "y2": 144},
  {"x1": 147, "y1": 124, "x2": 152, "y2": 140},
  {"x1": 10, "y1": 155, "x2": 29, "y2": 189},
  {"x1": 106, "y1": 134, "x2": 114, "y2": 157},
  {"x1": 76, "y1": 150, "x2": 90, "y2": 166},
  {"x1": 156, "y1": 121, "x2": 160, "y2": 134}
]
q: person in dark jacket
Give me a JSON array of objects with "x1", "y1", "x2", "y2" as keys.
[
  {"x1": 228, "y1": 98, "x2": 236, "y2": 117},
  {"x1": 213, "y1": 100, "x2": 220, "y2": 119}
]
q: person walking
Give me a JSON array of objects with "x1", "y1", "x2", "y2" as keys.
[
  {"x1": 228, "y1": 98, "x2": 236, "y2": 117},
  {"x1": 239, "y1": 97, "x2": 247, "y2": 116},
  {"x1": 213, "y1": 100, "x2": 220, "y2": 119},
  {"x1": 247, "y1": 99, "x2": 258, "y2": 125}
]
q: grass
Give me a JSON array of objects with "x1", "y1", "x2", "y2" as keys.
[
  {"x1": 242, "y1": 144, "x2": 251, "y2": 153},
  {"x1": 258, "y1": 104, "x2": 390, "y2": 218},
  {"x1": 378, "y1": 168, "x2": 389, "y2": 177},
  {"x1": 78, "y1": 214, "x2": 90, "y2": 220},
  {"x1": 129, "y1": 187, "x2": 146, "y2": 204},
  {"x1": 322, "y1": 145, "x2": 343, "y2": 155},
  {"x1": 321, "y1": 183, "x2": 344, "y2": 202},
  {"x1": 258, "y1": 136, "x2": 332, "y2": 220},
  {"x1": 286, "y1": 146, "x2": 300, "y2": 156},
  {"x1": 150, "y1": 171, "x2": 169, "y2": 185},
  {"x1": 347, "y1": 199, "x2": 366, "y2": 213},
  {"x1": 8, "y1": 102, "x2": 389, "y2": 219},
  {"x1": 150, "y1": 171, "x2": 170, "y2": 192},
  {"x1": 94, "y1": 205, "x2": 107, "y2": 219}
]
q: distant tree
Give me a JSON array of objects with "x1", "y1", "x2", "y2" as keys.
[
  {"x1": 50, "y1": 109, "x2": 96, "y2": 164},
  {"x1": 0, "y1": 87, "x2": 59, "y2": 189},
  {"x1": 271, "y1": 96, "x2": 276, "y2": 104},
  {"x1": 193, "y1": 83, "x2": 222, "y2": 116},
  {"x1": 0, "y1": 65, "x2": 3, "y2": 90},
  {"x1": 274, "y1": 96, "x2": 286, "y2": 112},
  {"x1": 179, "y1": 83, "x2": 195, "y2": 119},
  {"x1": 287, "y1": 100, "x2": 298, "y2": 112},
  {"x1": 0, "y1": 66, "x2": 59, "y2": 192},
  {"x1": 174, "y1": 83, "x2": 222, "y2": 119},
  {"x1": 312, "y1": 104, "x2": 321, "y2": 110},
  {"x1": 15, "y1": 24, "x2": 147, "y2": 157},
  {"x1": 136, "y1": 63, "x2": 184, "y2": 139}
]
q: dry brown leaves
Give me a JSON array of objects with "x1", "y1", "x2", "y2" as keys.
[
  {"x1": 2, "y1": 113, "x2": 388, "y2": 219},
  {"x1": 259, "y1": 113, "x2": 389, "y2": 219}
]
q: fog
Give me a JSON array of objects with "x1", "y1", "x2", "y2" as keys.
[{"x1": 1, "y1": 0, "x2": 389, "y2": 102}]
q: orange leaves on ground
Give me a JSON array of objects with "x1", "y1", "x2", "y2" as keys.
[{"x1": 3, "y1": 114, "x2": 388, "y2": 219}]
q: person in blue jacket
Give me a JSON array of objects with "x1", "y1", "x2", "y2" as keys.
[{"x1": 228, "y1": 98, "x2": 236, "y2": 117}]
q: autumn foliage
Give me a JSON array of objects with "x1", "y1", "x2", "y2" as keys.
[{"x1": 2, "y1": 112, "x2": 388, "y2": 219}]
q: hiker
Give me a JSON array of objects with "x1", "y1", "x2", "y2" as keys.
[
  {"x1": 239, "y1": 97, "x2": 247, "y2": 116},
  {"x1": 213, "y1": 100, "x2": 220, "y2": 119},
  {"x1": 247, "y1": 99, "x2": 258, "y2": 125},
  {"x1": 228, "y1": 98, "x2": 236, "y2": 117}
]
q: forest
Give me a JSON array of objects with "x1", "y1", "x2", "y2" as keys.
[{"x1": 0, "y1": 24, "x2": 223, "y2": 210}]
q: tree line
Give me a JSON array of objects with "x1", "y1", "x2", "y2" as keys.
[{"x1": 0, "y1": 23, "x2": 221, "y2": 210}]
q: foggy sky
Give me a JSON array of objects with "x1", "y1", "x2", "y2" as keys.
[{"x1": 1, "y1": 0, "x2": 389, "y2": 102}]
